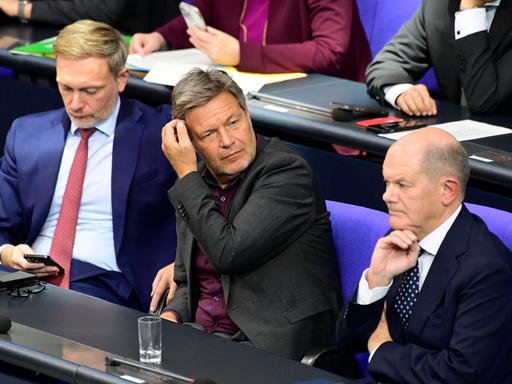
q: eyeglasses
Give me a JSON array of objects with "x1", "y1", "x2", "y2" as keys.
[{"x1": 5, "y1": 281, "x2": 47, "y2": 297}]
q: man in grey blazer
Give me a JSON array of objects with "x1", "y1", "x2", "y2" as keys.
[
  {"x1": 366, "y1": 0, "x2": 512, "y2": 116},
  {"x1": 159, "y1": 68, "x2": 340, "y2": 361}
]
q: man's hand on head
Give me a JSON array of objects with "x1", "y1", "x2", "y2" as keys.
[
  {"x1": 161, "y1": 119, "x2": 198, "y2": 179},
  {"x1": 366, "y1": 230, "x2": 421, "y2": 289},
  {"x1": 396, "y1": 84, "x2": 437, "y2": 116}
]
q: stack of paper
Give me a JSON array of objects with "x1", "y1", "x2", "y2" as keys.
[
  {"x1": 380, "y1": 120, "x2": 512, "y2": 142},
  {"x1": 127, "y1": 48, "x2": 307, "y2": 95}
]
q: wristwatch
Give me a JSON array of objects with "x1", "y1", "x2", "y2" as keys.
[{"x1": 18, "y1": 0, "x2": 31, "y2": 23}]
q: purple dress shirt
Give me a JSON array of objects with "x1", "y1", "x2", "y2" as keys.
[
  {"x1": 192, "y1": 172, "x2": 243, "y2": 334},
  {"x1": 239, "y1": 0, "x2": 270, "y2": 45}
]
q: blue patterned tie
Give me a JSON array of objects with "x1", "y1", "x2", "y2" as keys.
[{"x1": 394, "y1": 252, "x2": 423, "y2": 329}]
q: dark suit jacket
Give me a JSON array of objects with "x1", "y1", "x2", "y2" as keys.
[
  {"x1": 155, "y1": 0, "x2": 371, "y2": 81},
  {"x1": 30, "y1": 0, "x2": 157, "y2": 34},
  {"x1": 366, "y1": 0, "x2": 512, "y2": 114},
  {"x1": 0, "y1": 98, "x2": 177, "y2": 311},
  {"x1": 165, "y1": 136, "x2": 340, "y2": 360},
  {"x1": 337, "y1": 206, "x2": 512, "y2": 383}
]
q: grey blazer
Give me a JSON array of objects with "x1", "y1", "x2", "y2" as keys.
[
  {"x1": 165, "y1": 136, "x2": 340, "y2": 360},
  {"x1": 366, "y1": 0, "x2": 512, "y2": 114}
]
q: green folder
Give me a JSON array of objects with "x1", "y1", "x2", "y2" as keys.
[{"x1": 11, "y1": 35, "x2": 132, "y2": 59}]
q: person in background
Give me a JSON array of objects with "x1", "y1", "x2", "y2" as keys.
[
  {"x1": 366, "y1": 0, "x2": 512, "y2": 116},
  {"x1": 0, "y1": 0, "x2": 180, "y2": 34},
  {"x1": 0, "y1": 20, "x2": 177, "y2": 312},
  {"x1": 337, "y1": 127, "x2": 512, "y2": 383},
  {"x1": 130, "y1": 0, "x2": 371, "y2": 81}
]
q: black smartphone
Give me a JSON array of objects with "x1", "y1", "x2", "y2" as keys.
[
  {"x1": 0, "y1": 271, "x2": 38, "y2": 289},
  {"x1": 24, "y1": 254, "x2": 64, "y2": 274},
  {"x1": 367, "y1": 119, "x2": 428, "y2": 134},
  {"x1": 330, "y1": 102, "x2": 388, "y2": 116}
]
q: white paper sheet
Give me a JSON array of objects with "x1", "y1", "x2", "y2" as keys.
[
  {"x1": 143, "y1": 62, "x2": 266, "y2": 95},
  {"x1": 380, "y1": 119, "x2": 512, "y2": 141},
  {"x1": 127, "y1": 48, "x2": 212, "y2": 71}
]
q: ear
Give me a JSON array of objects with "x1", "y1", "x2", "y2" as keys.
[
  {"x1": 116, "y1": 67, "x2": 129, "y2": 93},
  {"x1": 440, "y1": 176, "x2": 461, "y2": 206}
]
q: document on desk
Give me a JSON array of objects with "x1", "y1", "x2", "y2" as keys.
[
  {"x1": 127, "y1": 48, "x2": 212, "y2": 71},
  {"x1": 380, "y1": 119, "x2": 512, "y2": 141},
  {"x1": 128, "y1": 48, "x2": 306, "y2": 94}
]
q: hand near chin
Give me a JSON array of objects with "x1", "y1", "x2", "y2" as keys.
[
  {"x1": 366, "y1": 230, "x2": 420, "y2": 288},
  {"x1": 161, "y1": 120, "x2": 198, "y2": 179}
]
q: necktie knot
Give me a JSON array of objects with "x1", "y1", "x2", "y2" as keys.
[{"x1": 79, "y1": 127, "x2": 96, "y2": 141}]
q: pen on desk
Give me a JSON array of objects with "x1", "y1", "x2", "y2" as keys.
[{"x1": 248, "y1": 92, "x2": 332, "y2": 118}]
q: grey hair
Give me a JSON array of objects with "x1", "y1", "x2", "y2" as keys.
[
  {"x1": 172, "y1": 68, "x2": 246, "y2": 120},
  {"x1": 420, "y1": 141, "x2": 470, "y2": 197}
]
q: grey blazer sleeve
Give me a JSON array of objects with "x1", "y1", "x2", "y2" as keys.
[
  {"x1": 366, "y1": 3, "x2": 431, "y2": 104},
  {"x1": 31, "y1": 0, "x2": 126, "y2": 25},
  {"x1": 168, "y1": 153, "x2": 316, "y2": 276}
]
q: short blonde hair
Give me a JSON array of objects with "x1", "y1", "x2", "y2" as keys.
[{"x1": 53, "y1": 19, "x2": 127, "y2": 76}]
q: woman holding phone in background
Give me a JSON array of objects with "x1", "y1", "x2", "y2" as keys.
[{"x1": 130, "y1": 0, "x2": 371, "y2": 81}]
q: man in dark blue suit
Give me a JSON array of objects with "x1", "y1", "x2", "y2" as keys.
[
  {"x1": 0, "y1": 20, "x2": 176, "y2": 312},
  {"x1": 337, "y1": 127, "x2": 512, "y2": 383}
]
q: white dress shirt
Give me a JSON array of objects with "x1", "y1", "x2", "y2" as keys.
[
  {"x1": 357, "y1": 205, "x2": 462, "y2": 359},
  {"x1": 31, "y1": 98, "x2": 121, "y2": 272},
  {"x1": 384, "y1": 1, "x2": 500, "y2": 107}
]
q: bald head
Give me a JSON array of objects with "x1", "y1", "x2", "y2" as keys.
[
  {"x1": 382, "y1": 128, "x2": 469, "y2": 238},
  {"x1": 389, "y1": 128, "x2": 469, "y2": 198}
]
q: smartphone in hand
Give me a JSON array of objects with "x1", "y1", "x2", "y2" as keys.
[
  {"x1": 179, "y1": 2, "x2": 207, "y2": 31},
  {"x1": 23, "y1": 254, "x2": 64, "y2": 274}
]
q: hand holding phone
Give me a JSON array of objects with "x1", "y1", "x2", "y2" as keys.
[
  {"x1": 179, "y1": 2, "x2": 207, "y2": 31},
  {"x1": 24, "y1": 254, "x2": 64, "y2": 274}
]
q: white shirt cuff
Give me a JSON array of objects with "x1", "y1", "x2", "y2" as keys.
[
  {"x1": 356, "y1": 268, "x2": 393, "y2": 305},
  {"x1": 454, "y1": 8, "x2": 486, "y2": 39},
  {"x1": 383, "y1": 84, "x2": 413, "y2": 108},
  {"x1": 368, "y1": 344, "x2": 380, "y2": 362}
]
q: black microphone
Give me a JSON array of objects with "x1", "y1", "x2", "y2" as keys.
[
  {"x1": 0, "y1": 314, "x2": 12, "y2": 333},
  {"x1": 106, "y1": 355, "x2": 217, "y2": 384}
]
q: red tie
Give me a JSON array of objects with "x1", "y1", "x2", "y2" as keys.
[{"x1": 48, "y1": 128, "x2": 96, "y2": 288}]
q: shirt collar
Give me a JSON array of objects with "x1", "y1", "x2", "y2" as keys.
[
  {"x1": 419, "y1": 205, "x2": 462, "y2": 256},
  {"x1": 70, "y1": 96, "x2": 120, "y2": 137},
  {"x1": 485, "y1": 0, "x2": 500, "y2": 7}
]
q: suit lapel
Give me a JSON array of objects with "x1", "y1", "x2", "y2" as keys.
[
  {"x1": 489, "y1": 0, "x2": 512, "y2": 52},
  {"x1": 407, "y1": 207, "x2": 472, "y2": 337},
  {"x1": 29, "y1": 111, "x2": 70, "y2": 242},
  {"x1": 111, "y1": 99, "x2": 143, "y2": 255}
]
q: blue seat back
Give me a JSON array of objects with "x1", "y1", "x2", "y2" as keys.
[
  {"x1": 356, "y1": 0, "x2": 422, "y2": 58},
  {"x1": 326, "y1": 200, "x2": 389, "y2": 303},
  {"x1": 466, "y1": 203, "x2": 512, "y2": 251},
  {"x1": 356, "y1": 0, "x2": 439, "y2": 91}
]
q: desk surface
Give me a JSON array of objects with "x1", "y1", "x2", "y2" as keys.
[
  {"x1": 2, "y1": 23, "x2": 512, "y2": 190},
  {"x1": 248, "y1": 75, "x2": 512, "y2": 189},
  {"x1": 0, "y1": 275, "x2": 350, "y2": 384}
]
